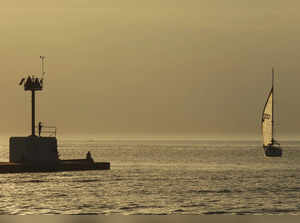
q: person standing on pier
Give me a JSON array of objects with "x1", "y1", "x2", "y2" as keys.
[{"x1": 38, "y1": 121, "x2": 43, "y2": 137}]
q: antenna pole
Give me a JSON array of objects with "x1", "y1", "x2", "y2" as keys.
[{"x1": 40, "y1": 56, "x2": 45, "y2": 77}]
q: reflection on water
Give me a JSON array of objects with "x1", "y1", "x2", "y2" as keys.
[{"x1": 0, "y1": 139, "x2": 299, "y2": 214}]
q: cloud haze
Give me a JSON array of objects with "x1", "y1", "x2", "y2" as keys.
[{"x1": 1, "y1": 1, "x2": 300, "y2": 139}]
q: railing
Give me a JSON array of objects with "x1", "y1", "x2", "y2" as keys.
[{"x1": 35, "y1": 126, "x2": 57, "y2": 137}]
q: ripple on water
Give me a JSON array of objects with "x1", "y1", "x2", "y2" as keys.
[
  {"x1": 189, "y1": 189, "x2": 241, "y2": 194},
  {"x1": 73, "y1": 179, "x2": 101, "y2": 183},
  {"x1": 20, "y1": 180, "x2": 47, "y2": 183},
  {"x1": 203, "y1": 211, "x2": 229, "y2": 215}
]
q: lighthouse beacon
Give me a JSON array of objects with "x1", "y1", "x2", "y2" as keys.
[{"x1": 9, "y1": 57, "x2": 58, "y2": 163}]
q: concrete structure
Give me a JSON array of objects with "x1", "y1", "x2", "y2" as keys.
[{"x1": 9, "y1": 136, "x2": 58, "y2": 163}]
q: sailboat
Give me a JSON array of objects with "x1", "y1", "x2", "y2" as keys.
[{"x1": 261, "y1": 68, "x2": 282, "y2": 157}]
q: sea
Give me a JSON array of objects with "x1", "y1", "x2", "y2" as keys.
[{"x1": 0, "y1": 138, "x2": 299, "y2": 215}]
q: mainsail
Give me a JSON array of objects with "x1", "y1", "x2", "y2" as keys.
[{"x1": 262, "y1": 88, "x2": 273, "y2": 146}]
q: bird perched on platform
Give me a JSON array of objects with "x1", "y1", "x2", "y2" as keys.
[{"x1": 19, "y1": 78, "x2": 25, "y2": 85}]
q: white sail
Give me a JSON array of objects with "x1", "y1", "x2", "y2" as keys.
[{"x1": 262, "y1": 88, "x2": 273, "y2": 146}]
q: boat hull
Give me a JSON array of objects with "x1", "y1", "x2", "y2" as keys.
[
  {"x1": 263, "y1": 145, "x2": 282, "y2": 157},
  {"x1": 0, "y1": 160, "x2": 110, "y2": 174}
]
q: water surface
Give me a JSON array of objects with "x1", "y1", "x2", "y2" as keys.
[{"x1": 0, "y1": 139, "x2": 299, "y2": 215}]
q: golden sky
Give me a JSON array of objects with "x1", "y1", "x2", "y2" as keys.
[{"x1": 1, "y1": 1, "x2": 300, "y2": 138}]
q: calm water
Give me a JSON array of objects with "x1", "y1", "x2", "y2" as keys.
[{"x1": 0, "y1": 138, "x2": 299, "y2": 215}]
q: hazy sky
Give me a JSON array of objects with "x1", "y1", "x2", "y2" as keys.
[{"x1": 1, "y1": 1, "x2": 300, "y2": 138}]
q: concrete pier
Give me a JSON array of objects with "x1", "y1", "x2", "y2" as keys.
[
  {"x1": 7, "y1": 136, "x2": 110, "y2": 173},
  {"x1": 0, "y1": 161, "x2": 110, "y2": 173}
]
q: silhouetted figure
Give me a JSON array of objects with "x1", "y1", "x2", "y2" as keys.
[
  {"x1": 86, "y1": 151, "x2": 94, "y2": 163},
  {"x1": 38, "y1": 121, "x2": 42, "y2": 137}
]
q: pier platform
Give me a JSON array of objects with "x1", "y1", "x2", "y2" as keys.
[{"x1": 0, "y1": 160, "x2": 110, "y2": 173}]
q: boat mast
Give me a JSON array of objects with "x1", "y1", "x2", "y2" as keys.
[{"x1": 272, "y1": 68, "x2": 274, "y2": 144}]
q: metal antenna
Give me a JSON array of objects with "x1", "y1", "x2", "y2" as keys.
[{"x1": 40, "y1": 56, "x2": 46, "y2": 77}]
